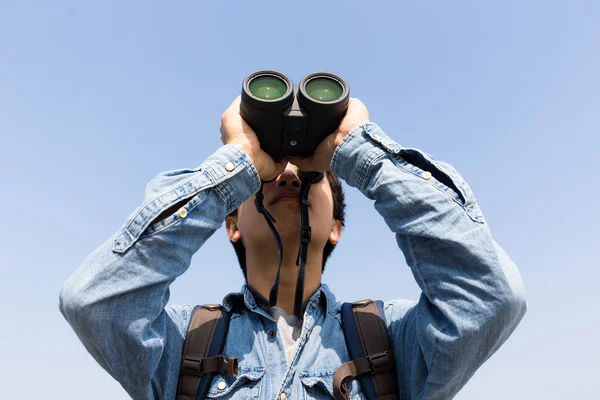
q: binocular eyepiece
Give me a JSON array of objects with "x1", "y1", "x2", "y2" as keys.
[{"x1": 240, "y1": 70, "x2": 350, "y2": 162}]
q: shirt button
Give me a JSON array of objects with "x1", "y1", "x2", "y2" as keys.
[
  {"x1": 217, "y1": 381, "x2": 227, "y2": 390},
  {"x1": 422, "y1": 171, "x2": 432, "y2": 180},
  {"x1": 268, "y1": 329, "x2": 276, "y2": 338},
  {"x1": 225, "y1": 162, "x2": 235, "y2": 172},
  {"x1": 280, "y1": 393, "x2": 287, "y2": 400},
  {"x1": 305, "y1": 331, "x2": 310, "y2": 339},
  {"x1": 178, "y1": 208, "x2": 188, "y2": 218}
]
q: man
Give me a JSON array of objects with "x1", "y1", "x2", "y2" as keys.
[{"x1": 59, "y1": 96, "x2": 527, "y2": 400}]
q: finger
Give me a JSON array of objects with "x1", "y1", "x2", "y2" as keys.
[
  {"x1": 225, "y1": 95, "x2": 242, "y2": 117},
  {"x1": 287, "y1": 157, "x2": 312, "y2": 171},
  {"x1": 276, "y1": 158, "x2": 289, "y2": 171},
  {"x1": 267, "y1": 161, "x2": 287, "y2": 181}
]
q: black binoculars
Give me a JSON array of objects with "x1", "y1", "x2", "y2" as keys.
[{"x1": 240, "y1": 70, "x2": 350, "y2": 162}]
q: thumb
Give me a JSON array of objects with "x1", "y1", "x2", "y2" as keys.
[
  {"x1": 287, "y1": 156, "x2": 312, "y2": 171},
  {"x1": 270, "y1": 159, "x2": 288, "y2": 178}
]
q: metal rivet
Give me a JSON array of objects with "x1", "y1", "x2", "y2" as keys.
[
  {"x1": 225, "y1": 162, "x2": 235, "y2": 172},
  {"x1": 178, "y1": 208, "x2": 188, "y2": 218},
  {"x1": 422, "y1": 171, "x2": 432, "y2": 180},
  {"x1": 217, "y1": 381, "x2": 227, "y2": 390}
]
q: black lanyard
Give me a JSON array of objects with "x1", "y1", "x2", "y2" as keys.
[{"x1": 252, "y1": 171, "x2": 325, "y2": 319}]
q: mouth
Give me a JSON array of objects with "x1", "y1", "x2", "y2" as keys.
[{"x1": 270, "y1": 195, "x2": 300, "y2": 205}]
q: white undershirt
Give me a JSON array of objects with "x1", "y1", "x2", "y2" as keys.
[{"x1": 264, "y1": 306, "x2": 304, "y2": 367}]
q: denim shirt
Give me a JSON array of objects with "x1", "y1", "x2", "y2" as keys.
[{"x1": 59, "y1": 122, "x2": 527, "y2": 400}]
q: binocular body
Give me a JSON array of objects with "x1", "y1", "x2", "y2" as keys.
[{"x1": 240, "y1": 70, "x2": 349, "y2": 161}]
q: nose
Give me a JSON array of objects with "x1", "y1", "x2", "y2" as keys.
[{"x1": 274, "y1": 164, "x2": 301, "y2": 189}]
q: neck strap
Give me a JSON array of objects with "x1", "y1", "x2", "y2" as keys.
[{"x1": 253, "y1": 172, "x2": 324, "y2": 319}]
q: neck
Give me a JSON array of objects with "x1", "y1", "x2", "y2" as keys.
[{"x1": 245, "y1": 239, "x2": 323, "y2": 317}]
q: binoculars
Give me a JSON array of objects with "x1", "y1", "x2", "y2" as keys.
[{"x1": 240, "y1": 70, "x2": 349, "y2": 162}]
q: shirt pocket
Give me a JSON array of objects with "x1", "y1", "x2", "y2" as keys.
[
  {"x1": 299, "y1": 370, "x2": 366, "y2": 400},
  {"x1": 206, "y1": 366, "x2": 265, "y2": 399}
]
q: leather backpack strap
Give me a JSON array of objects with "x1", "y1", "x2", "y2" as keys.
[
  {"x1": 176, "y1": 304, "x2": 238, "y2": 400},
  {"x1": 334, "y1": 300, "x2": 399, "y2": 400}
]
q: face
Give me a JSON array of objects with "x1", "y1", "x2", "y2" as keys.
[{"x1": 226, "y1": 162, "x2": 342, "y2": 252}]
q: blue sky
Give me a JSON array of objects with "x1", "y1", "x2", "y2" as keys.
[{"x1": 1, "y1": 1, "x2": 598, "y2": 399}]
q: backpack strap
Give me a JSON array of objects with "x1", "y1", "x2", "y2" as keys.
[
  {"x1": 334, "y1": 300, "x2": 399, "y2": 400},
  {"x1": 176, "y1": 304, "x2": 238, "y2": 400}
]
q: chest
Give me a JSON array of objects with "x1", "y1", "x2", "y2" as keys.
[{"x1": 202, "y1": 310, "x2": 366, "y2": 399}]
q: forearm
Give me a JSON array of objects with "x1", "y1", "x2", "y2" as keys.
[
  {"x1": 59, "y1": 144, "x2": 261, "y2": 399},
  {"x1": 331, "y1": 122, "x2": 527, "y2": 398}
]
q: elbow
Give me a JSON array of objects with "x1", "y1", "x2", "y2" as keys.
[
  {"x1": 485, "y1": 272, "x2": 528, "y2": 340},
  {"x1": 59, "y1": 273, "x2": 94, "y2": 324},
  {"x1": 503, "y1": 278, "x2": 528, "y2": 328},
  {"x1": 58, "y1": 278, "x2": 80, "y2": 322},
  {"x1": 461, "y1": 269, "x2": 528, "y2": 344},
  {"x1": 492, "y1": 240, "x2": 528, "y2": 327}
]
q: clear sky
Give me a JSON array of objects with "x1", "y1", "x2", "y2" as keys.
[{"x1": 1, "y1": 1, "x2": 598, "y2": 399}]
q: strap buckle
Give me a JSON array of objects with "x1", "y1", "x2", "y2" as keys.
[
  {"x1": 181, "y1": 357, "x2": 203, "y2": 377},
  {"x1": 368, "y1": 352, "x2": 394, "y2": 374},
  {"x1": 181, "y1": 355, "x2": 239, "y2": 377},
  {"x1": 220, "y1": 355, "x2": 239, "y2": 377},
  {"x1": 300, "y1": 226, "x2": 312, "y2": 244}
]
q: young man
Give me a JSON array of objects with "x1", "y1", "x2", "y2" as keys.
[{"x1": 59, "y1": 96, "x2": 527, "y2": 400}]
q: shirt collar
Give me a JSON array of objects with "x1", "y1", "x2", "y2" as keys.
[{"x1": 222, "y1": 282, "x2": 336, "y2": 316}]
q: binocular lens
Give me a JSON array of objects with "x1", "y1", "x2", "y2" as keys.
[
  {"x1": 240, "y1": 70, "x2": 349, "y2": 161},
  {"x1": 305, "y1": 78, "x2": 343, "y2": 102},
  {"x1": 249, "y1": 76, "x2": 288, "y2": 100}
]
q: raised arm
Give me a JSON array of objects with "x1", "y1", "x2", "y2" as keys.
[
  {"x1": 58, "y1": 144, "x2": 261, "y2": 400},
  {"x1": 330, "y1": 122, "x2": 527, "y2": 400}
]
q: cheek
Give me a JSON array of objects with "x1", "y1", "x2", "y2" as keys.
[
  {"x1": 311, "y1": 190, "x2": 334, "y2": 222},
  {"x1": 237, "y1": 198, "x2": 263, "y2": 231}
]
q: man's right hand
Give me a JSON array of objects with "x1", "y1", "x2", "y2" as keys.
[{"x1": 220, "y1": 95, "x2": 288, "y2": 182}]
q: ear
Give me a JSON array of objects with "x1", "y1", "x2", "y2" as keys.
[
  {"x1": 328, "y1": 219, "x2": 342, "y2": 245},
  {"x1": 225, "y1": 214, "x2": 242, "y2": 242}
]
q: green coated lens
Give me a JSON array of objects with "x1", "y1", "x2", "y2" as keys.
[
  {"x1": 249, "y1": 76, "x2": 287, "y2": 100},
  {"x1": 305, "y1": 78, "x2": 343, "y2": 102}
]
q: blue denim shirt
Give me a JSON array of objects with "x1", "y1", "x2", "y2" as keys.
[{"x1": 59, "y1": 122, "x2": 527, "y2": 400}]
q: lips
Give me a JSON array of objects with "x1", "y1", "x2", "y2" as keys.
[{"x1": 269, "y1": 192, "x2": 300, "y2": 205}]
